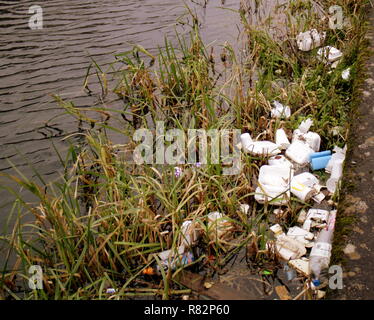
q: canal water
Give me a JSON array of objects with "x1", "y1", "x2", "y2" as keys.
[{"x1": 0, "y1": 0, "x2": 243, "y2": 235}]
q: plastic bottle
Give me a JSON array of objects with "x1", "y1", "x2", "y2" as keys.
[{"x1": 309, "y1": 210, "x2": 337, "y2": 287}]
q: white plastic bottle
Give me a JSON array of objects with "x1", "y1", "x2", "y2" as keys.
[{"x1": 309, "y1": 210, "x2": 337, "y2": 287}]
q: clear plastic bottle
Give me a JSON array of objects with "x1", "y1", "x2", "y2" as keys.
[{"x1": 309, "y1": 210, "x2": 337, "y2": 287}]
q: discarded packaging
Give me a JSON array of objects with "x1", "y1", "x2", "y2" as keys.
[
  {"x1": 291, "y1": 172, "x2": 321, "y2": 201},
  {"x1": 288, "y1": 259, "x2": 310, "y2": 277},
  {"x1": 268, "y1": 155, "x2": 293, "y2": 169},
  {"x1": 287, "y1": 226, "x2": 315, "y2": 248},
  {"x1": 255, "y1": 165, "x2": 293, "y2": 205},
  {"x1": 311, "y1": 155, "x2": 332, "y2": 171},
  {"x1": 297, "y1": 209, "x2": 308, "y2": 224},
  {"x1": 317, "y1": 46, "x2": 343, "y2": 63},
  {"x1": 156, "y1": 246, "x2": 194, "y2": 271},
  {"x1": 274, "y1": 235, "x2": 307, "y2": 260},
  {"x1": 326, "y1": 158, "x2": 344, "y2": 193},
  {"x1": 275, "y1": 129, "x2": 291, "y2": 150},
  {"x1": 242, "y1": 140, "x2": 281, "y2": 156},
  {"x1": 309, "y1": 211, "x2": 337, "y2": 287},
  {"x1": 296, "y1": 29, "x2": 326, "y2": 51},
  {"x1": 271, "y1": 101, "x2": 291, "y2": 119},
  {"x1": 302, "y1": 209, "x2": 330, "y2": 232},
  {"x1": 239, "y1": 204, "x2": 250, "y2": 215},
  {"x1": 207, "y1": 212, "x2": 233, "y2": 241},
  {"x1": 286, "y1": 140, "x2": 315, "y2": 165},
  {"x1": 325, "y1": 145, "x2": 346, "y2": 174},
  {"x1": 240, "y1": 133, "x2": 253, "y2": 150},
  {"x1": 284, "y1": 263, "x2": 297, "y2": 281},
  {"x1": 270, "y1": 224, "x2": 307, "y2": 260},
  {"x1": 180, "y1": 220, "x2": 200, "y2": 248},
  {"x1": 292, "y1": 129, "x2": 321, "y2": 152},
  {"x1": 298, "y1": 118, "x2": 314, "y2": 134}
]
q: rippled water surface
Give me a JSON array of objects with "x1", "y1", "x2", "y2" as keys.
[{"x1": 0, "y1": 0, "x2": 243, "y2": 230}]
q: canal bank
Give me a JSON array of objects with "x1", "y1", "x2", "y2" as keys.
[{"x1": 330, "y1": 4, "x2": 374, "y2": 300}]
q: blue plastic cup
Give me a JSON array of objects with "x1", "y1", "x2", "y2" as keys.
[{"x1": 311, "y1": 155, "x2": 332, "y2": 170}]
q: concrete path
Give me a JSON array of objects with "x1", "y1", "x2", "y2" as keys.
[{"x1": 332, "y1": 4, "x2": 374, "y2": 300}]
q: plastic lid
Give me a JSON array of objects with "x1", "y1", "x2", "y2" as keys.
[{"x1": 312, "y1": 279, "x2": 321, "y2": 287}]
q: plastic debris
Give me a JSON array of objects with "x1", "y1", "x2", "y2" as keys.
[
  {"x1": 291, "y1": 172, "x2": 321, "y2": 201},
  {"x1": 284, "y1": 263, "x2": 296, "y2": 281},
  {"x1": 310, "y1": 151, "x2": 332, "y2": 171},
  {"x1": 287, "y1": 226, "x2": 315, "y2": 248},
  {"x1": 106, "y1": 288, "x2": 116, "y2": 294},
  {"x1": 255, "y1": 165, "x2": 293, "y2": 206},
  {"x1": 342, "y1": 67, "x2": 351, "y2": 80},
  {"x1": 309, "y1": 211, "x2": 337, "y2": 287},
  {"x1": 325, "y1": 146, "x2": 347, "y2": 173},
  {"x1": 297, "y1": 209, "x2": 308, "y2": 224},
  {"x1": 317, "y1": 46, "x2": 343, "y2": 63},
  {"x1": 275, "y1": 129, "x2": 291, "y2": 150},
  {"x1": 296, "y1": 29, "x2": 326, "y2": 51},
  {"x1": 286, "y1": 140, "x2": 315, "y2": 165},
  {"x1": 326, "y1": 158, "x2": 344, "y2": 193},
  {"x1": 207, "y1": 212, "x2": 233, "y2": 241},
  {"x1": 271, "y1": 101, "x2": 291, "y2": 119},
  {"x1": 242, "y1": 140, "x2": 281, "y2": 156},
  {"x1": 292, "y1": 129, "x2": 321, "y2": 152},
  {"x1": 298, "y1": 118, "x2": 314, "y2": 134},
  {"x1": 302, "y1": 209, "x2": 330, "y2": 232},
  {"x1": 288, "y1": 259, "x2": 310, "y2": 277},
  {"x1": 240, "y1": 133, "x2": 253, "y2": 150},
  {"x1": 268, "y1": 155, "x2": 293, "y2": 169},
  {"x1": 239, "y1": 204, "x2": 250, "y2": 215},
  {"x1": 180, "y1": 220, "x2": 200, "y2": 248},
  {"x1": 156, "y1": 246, "x2": 194, "y2": 271},
  {"x1": 269, "y1": 224, "x2": 307, "y2": 260}
]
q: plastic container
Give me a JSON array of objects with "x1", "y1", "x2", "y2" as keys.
[
  {"x1": 291, "y1": 172, "x2": 320, "y2": 201},
  {"x1": 276, "y1": 129, "x2": 291, "y2": 150},
  {"x1": 269, "y1": 155, "x2": 293, "y2": 169},
  {"x1": 240, "y1": 133, "x2": 253, "y2": 150},
  {"x1": 286, "y1": 140, "x2": 315, "y2": 165},
  {"x1": 326, "y1": 158, "x2": 344, "y2": 193},
  {"x1": 311, "y1": 155, "x2": 332, "y2": 170},
  {"x1": 309, "y1": 211, "x2": 337, "y2": 287},
  {"x1": 310, "y1": 151, "x2": 332, "y2": 161},
  {"x1": 296, "y1": 29, "x2": 326, "y2": 51},
  {"x1": 242, "y1": 141, "x2": 281, "y2": 156},
  {"x1": 304, "y1": 132, "x2": 321, "y2": 152}
]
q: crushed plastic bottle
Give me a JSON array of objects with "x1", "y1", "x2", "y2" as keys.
[{"x1": 309, "y1": 211, "x2": 337, "y2": 287}]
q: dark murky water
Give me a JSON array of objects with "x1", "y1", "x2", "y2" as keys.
[{"x1": 0, "y1": 0, "x2": 242, "y2": 232}]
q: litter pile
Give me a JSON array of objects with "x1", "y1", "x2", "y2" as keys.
[{"x1": 153, "y1": 29, "x2": 349, "y2": 299}]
